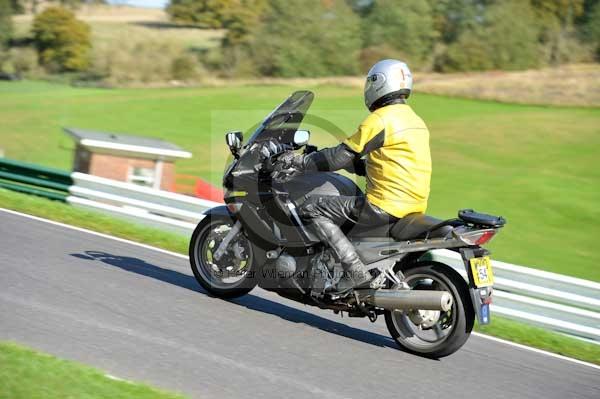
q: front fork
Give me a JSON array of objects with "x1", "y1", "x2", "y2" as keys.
[
  {"x1": 213, "y1": 221, "x2": 243, "y2": 261},
  {"x1": 460, "y1": 247, "x2": 493, "y2": 325}
]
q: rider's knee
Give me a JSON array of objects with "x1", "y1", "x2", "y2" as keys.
[{"x1": 298, "y1": 197, "x2": 324, "y2": 218}]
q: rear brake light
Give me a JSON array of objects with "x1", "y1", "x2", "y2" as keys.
[
  {"x1": 457, "y1": 229, "x2": 497, "y2": 245},
  {"x1": 475, "y1": 230, "x2": 496, "y2": 245}
]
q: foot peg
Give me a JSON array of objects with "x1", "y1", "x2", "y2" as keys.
[{"x1": 333, "y1": 268, "x2": 376, "y2": 293}]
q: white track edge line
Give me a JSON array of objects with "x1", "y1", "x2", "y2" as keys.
[
  {"x1": 2, "y1": 207, "x2": 599, "y2": 371},
  {"x1": 471, "y1": 333, "x2": 600, "y2": 370},
  {"x1": 0, "y1": 208, "x2": 188, "y2": 260}
]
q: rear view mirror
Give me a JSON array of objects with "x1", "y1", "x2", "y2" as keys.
[
  {"x1": 293, "y1": 130, "x2": 310, "y2": 147},
  {"x1": 225, "y1": 131, "x2": 243, "y2": 158}
]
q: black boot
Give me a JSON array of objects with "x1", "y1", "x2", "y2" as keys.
[
  {"x1": 335, "y1": 260, "x2": 373, "y2": 292},
  {"x1": 311, "y1": 217, "x2": 374, "y2": 292}
]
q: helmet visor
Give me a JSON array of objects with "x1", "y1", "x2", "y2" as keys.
[{"x1": 365, "y1": 73, "x2": 386, "y2": 93}]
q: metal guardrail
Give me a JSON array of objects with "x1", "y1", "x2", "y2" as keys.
[
  {"x1": 69, "y1": 172, "x2": 218, "y2": 235},
  {"x1": 0, "y1": 158, "x2": 72, "y2": 201},
  {"x1": 1, "y1": 159, "x2": 599, "y2": 343}
]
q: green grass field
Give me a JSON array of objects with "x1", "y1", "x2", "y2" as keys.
[
  {"x1": 0, "y1": 341, "x2": 185, "y2": 399},
  {"x1": 1, "y1": 80, "x2": 599, "y2": 281}
]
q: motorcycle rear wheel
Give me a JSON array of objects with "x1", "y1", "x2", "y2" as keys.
[
  {"x1": 384, "y1": 262, "x2": 475, "y2": 358},
  {"x1": 189, "y1": 215, "x2": 258, "y2": 298}
]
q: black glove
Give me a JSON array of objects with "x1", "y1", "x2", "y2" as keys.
[
  {"x1": 272, "y1": 151, "x2": 305, "y2": 183},
  {"x1": 277, "y1": 151, "x2": 304, "y2": 169},
  {"x1": 259, "y1": 140, "x2": 289, "y2": 161}
]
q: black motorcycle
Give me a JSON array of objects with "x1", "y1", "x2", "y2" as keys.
[{"x1": 189, "y1": 91, "x2": 505, "y2": 358}]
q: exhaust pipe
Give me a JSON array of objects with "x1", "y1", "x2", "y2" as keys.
[{"x1": 361, "y1": 289, "x2": 453, "y2": 312}]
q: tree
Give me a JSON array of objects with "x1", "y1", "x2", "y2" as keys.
[
  {"x1": 9, "y1": 0, "x2": 24, "y2": 14},
  {"x1": 220, "y1": 0, "x2": 268, "y2": 47},
  {"x1": 441, "y1": 0, "x2": 540, "y2": 71},
  {"x1": 531, "y1": 0, "x2": 584, "y2": 27},
  {"x1": 32, "y1": 6, "x2": 91, "y2": 72},
  {"x1": 167, "y1": 0, "x2": 234, "y2": 28},
  {"x1": 530, "y1": 0, "x2": 586, "y2": 63},
  {"x1": 247, "y1": 0, "x2": 362, "y2": 77},
  {"x1": 581, "y1": 0, "x2": 600, "y2": 57},
  {"x1": 362, "y1": 0, "x2": 436, "y2": 69},
  {"x1": 0, "y1": 0, "x2": 13, "y2": 48},
  {"x1": 428, "y1": 0, "x2": 490, "y2": 45}
]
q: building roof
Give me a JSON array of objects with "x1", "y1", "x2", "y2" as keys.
[{"x1": 64, "y1": 127, "x2": 192, "y2": 160}]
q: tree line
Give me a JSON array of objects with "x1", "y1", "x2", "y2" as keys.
[
  {"x1": 0, "y1": 0, "x2": 599, "y2": 81},
  {"x1": 1, "y1": 1, "x2": 93, "y2": 74},
  {"x1": 168, "y1": 0, "x2": 600, "y2": 76},
  {"x1": 0, "y1": 0, "x2": 206, "y2": 82}
]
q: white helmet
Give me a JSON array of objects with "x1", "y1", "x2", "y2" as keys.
[{"x1": 364, "y1": 59, "x2": 413, "y2": 111}]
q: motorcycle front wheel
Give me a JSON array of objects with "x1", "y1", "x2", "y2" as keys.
[
  {"x1": 384, "y1": 262, "x2": 475, "y2": 358},
  {"x1": 189, "y1": 215, "x2": 258, "y2": 298}
]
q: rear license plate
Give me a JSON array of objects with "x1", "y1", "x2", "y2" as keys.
[{"x1": 470, "y1": 256, "x2": 494, "y2": 287}]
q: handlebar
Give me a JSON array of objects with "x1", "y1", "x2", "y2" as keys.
[{"x1": 257, "y1": 140, "x2": 316, "y2": 182}]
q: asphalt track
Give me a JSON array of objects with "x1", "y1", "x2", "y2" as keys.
[{"x1": 1, "y1": 209, "x2": 598, "y2": 399}]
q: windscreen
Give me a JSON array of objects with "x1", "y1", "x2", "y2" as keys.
[{"x1": 246, "y1": 90, "x2": 314, "y2": 145}]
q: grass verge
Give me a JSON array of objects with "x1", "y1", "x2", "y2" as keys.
[
  {"x1": 0, "y1": 341, "x2": 186, "y2": 399},
  {"x1": 475, "y1": 317, "x2": 600, "y2": 365},
  {"x1": 1, "y1": 188, "x2": 599, "y2": 365},
  {"x1": 0, "y1": 188, "x2": 188, "y2": 255}
]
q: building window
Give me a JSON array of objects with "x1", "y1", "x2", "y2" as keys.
[{"x1": 127, "y1": 166, "x2": 155, "y2": 187}]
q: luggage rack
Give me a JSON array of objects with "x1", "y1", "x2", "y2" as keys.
[{"x1": 458, "y1": 209, "x2": 506, "y2": 228}]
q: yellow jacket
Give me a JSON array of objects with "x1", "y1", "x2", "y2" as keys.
[{"x1": 344, "y1": 104, "x2": 431, "y2": 218}]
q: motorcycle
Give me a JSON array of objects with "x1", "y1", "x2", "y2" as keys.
[{"x1": 189, "y1": 91, "x2": 505, "y2": 358}]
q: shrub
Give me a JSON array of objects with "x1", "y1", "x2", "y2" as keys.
[
  {"x1": 0, "y1": 47, "x2": 42, "y2": 77},
  {"x1": 90, "y1": 37, "x2": 204, "y2": 86},
  {"x1": 9, "y1": 47, "x2": 39, "y2": 75},
  {"x1": 31, "y1": 6, "x2": 91, "y2": 72},
  {"x1": 171, "y1": 53, "x2": 201, "y2": 81},
  {"x1": 540, "y1": 27, "x2": 593, "y2": 65}
]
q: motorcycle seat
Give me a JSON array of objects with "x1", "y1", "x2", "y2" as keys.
[
  {"x1": 390, "y1": 213, "x2": 453, "y2": 241},
  {"x1": 347, "y1": 213, "x2": 453, "y2": 241}
]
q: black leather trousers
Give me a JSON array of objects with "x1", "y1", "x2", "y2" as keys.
[{"x1": 298, "y1": 195, "x2": 397, "y2": 269}]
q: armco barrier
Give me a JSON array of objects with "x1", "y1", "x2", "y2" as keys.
[
  {"x1": 0, "y1": 158, "x2": 72, "y2": 201},
  {"x1": 1, "y1": 159, "x2": 599, "y2": 343},
  {"x1": 69, "y1": 172, "x2": 218, "y2": 235}
]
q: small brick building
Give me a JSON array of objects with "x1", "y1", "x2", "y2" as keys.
[{"x1": 64, "y1": 128, "x2": 192, "y2": 191}]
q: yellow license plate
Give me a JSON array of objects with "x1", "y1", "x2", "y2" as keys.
[{"x1": 470, "y1": 256, "x2": 494, "y2": 287}]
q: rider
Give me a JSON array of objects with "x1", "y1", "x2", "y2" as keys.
[{"x1": 279, "y1": 59, "x2": 432, "y2": 292}]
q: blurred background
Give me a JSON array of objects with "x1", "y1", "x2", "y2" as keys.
[
  {"x1": 1, "y1": 0, "x2": 600, "y2": 86},
  {"x1": 0, "y1": 0, "x2": 600, "y2": 387}
]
